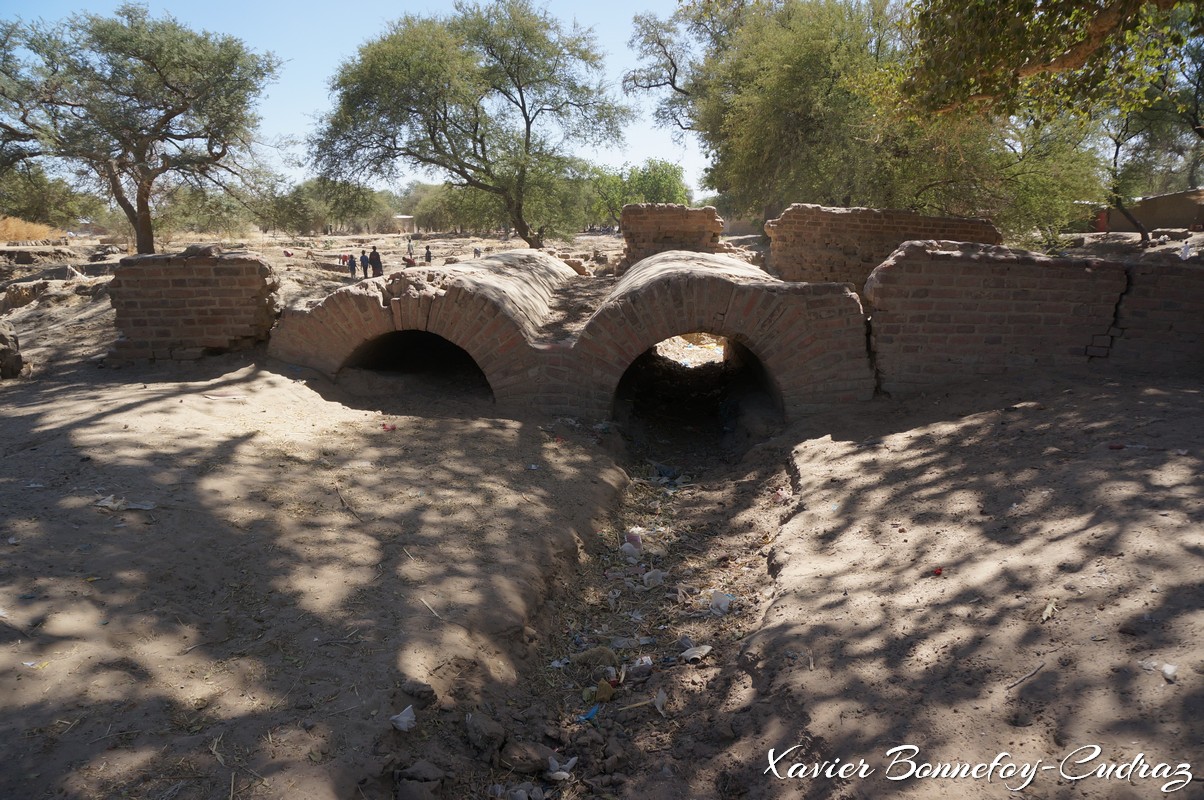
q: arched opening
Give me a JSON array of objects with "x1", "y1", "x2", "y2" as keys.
[
  {"x1": 612, "y1": 333, "x2": 783, "y2": 461},
  {"x1": 335, "y1": 330, "x2": 494, "y2": 416}
]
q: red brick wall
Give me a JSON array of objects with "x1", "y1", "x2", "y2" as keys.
[
  {"x1": 264, "y1": 243, "x2": 1203, "y2": 418},
  {"x1": 862, "y1": 241, "x2": 1204, "y2": 395},
  {"x1": 1110, "y1": 257, "x2": 1204, "y2": 370},
  {"x1": 568, "y1": 251, "x2": 875, "y2": 420},
  {"x1": 766, "y1": 204, "x2": 1002, "y2": 292},
  {"x1": 267, "y1": 252, "x2": 577, "y2": 410},
  {"x1": 108, "y1": 248, "x2": 278, "y2": 361},
  {"x1": 619, "y1": 204, "x2": 741, "y2": 272}
]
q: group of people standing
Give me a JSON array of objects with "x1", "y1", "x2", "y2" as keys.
[
  {"x1": 342, "y1": 247, "x2": 383, "y2": 278},
  {"x1": 340, "y1": 237, "x2": 435, "y2": 279}
]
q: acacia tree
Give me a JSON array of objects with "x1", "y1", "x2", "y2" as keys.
[
  {"x1": 906, "y1": 0, "x2": 1204, "y2": 113},
  {"x1": 310, "y1": 0, "x2": 629, "y2": 248},
  {"x1": 590, "y1": 159, "x2": 691, "y2": 224},
  {"x1": 624, "y1": 0, "x2": 1107, "y2": 238},
  {"x1": 0, "y1": 4, "x2": 279, "y2": 253},
  {"x1": 0, "y1": 162, "x2": 103, "y2": 229}
]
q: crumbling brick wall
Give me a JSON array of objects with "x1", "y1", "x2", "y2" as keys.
[
  {"x1": 1109, "y1": 258, "x2": 1204, "y2": 370},
  {"x1": 108, "y1": 246, "x2": 279, "y2": 361},
  {"x1": 863, "y1": 241, "x2": 1204, "y2": 394},
  {"x1": 766, "y1": 204, "x2": 1002, "y2": 292},
  {"x1": 619, "y1": 204, "x2": 740, "y2": 273}
]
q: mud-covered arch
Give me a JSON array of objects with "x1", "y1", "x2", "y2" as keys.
[
  {"x1": 612, "y1": 330, "x2": 783, "y2": 454},
  {"x1": 572, "y1": 251, "x2": 875, "y2": 421},
  {"x1": 341, "y1": 329, "x2": 494, "y2": 400},
  {"x1": 268, "y1": 251, "x2": 578, "y2": 408}
]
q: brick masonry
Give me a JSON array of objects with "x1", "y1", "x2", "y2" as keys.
[
  {"x1": 108, "y1": 246, "x2": 279, "y2": 361},
  {"x1": 268, "y1": 250, "x2": 580, "y2": 407},
  {"x1": 618, "y1": 204, "x2": 743, "y2": 273},
  {"x1": 118, "y1": 239, "x2": 1202, "y2": 420},
  {"x1": 1110, "y1": 259, "x2": 1204, "y2": 370},
  {"x1": 864, "y1": 241, "x2": 1204, "y2": 394},
  {"x1": 269, "y1": 249, "x2": 877, "y2": 421},
  {"x1": 766, "y1": 204, "x2": 1002, "y2": 293},
  {"x1": 564, "y1": 251, "x2": 875, "y2": 419}
]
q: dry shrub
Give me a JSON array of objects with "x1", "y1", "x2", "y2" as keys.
[{"x1": 0, "y1": 217, "x2": 66, "y2": 242}]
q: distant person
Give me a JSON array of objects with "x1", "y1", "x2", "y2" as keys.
[
  {"x1": 424, "y1": 245, "x2": 433, "y2": 264},
  {"x1": 473, "y1": 247, "x2": 482, "y2": 259},
  {"x1": 403, "y1": 255, "x2": 417, "y2": 267},
  {"x1": 406, "y1": 236, "x2": 415, "y2": 258},
  {"x1": 369, "y1": 245, "x2": 383, "y2": 277},
  {"x1": 360, "y1": 249, "x2": 370, "y2": 278},
  {"x1": 346, "y1": 254, "x2": 356, "y2": 277}
]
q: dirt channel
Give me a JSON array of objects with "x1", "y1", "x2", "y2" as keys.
[{"x1": 1, "y1": 236, "x2": 1201, "y2": 800}]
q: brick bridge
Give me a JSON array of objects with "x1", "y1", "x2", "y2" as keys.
[
  {"x1": 109, "y1": 205, "x2": 1203, "y2": 421},
  {"x1": 267, "y1": 250, "x2": 874, "y2": 421}
]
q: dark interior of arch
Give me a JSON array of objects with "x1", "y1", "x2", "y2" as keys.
[
  {"x1": 612, "y1": 335, "x2": 783, "y2": 463},
  {"x1": 336, "y1": 330, "x2": 494, "y2": 414}
]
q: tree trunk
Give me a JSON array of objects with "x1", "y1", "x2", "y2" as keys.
[
  {"x1": 506, "y1": 196, "x2": 542, "y2": 248},
  {"x1": 134, "y1": 181, "x2": 156, "y2": 254},
  {"x1": 1112, "y1": 191, "x2": 1149, "y2": 245}
]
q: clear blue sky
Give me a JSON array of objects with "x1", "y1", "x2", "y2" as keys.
[{"x1": 2, "y1": 0, "x2": 711, "y2": 195}]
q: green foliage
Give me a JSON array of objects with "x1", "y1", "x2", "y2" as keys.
[
  {"x1": 0, "y1": 162, "x2": 103, "y2": 229},
  {"x1": 0, "y1": 4, "x2": 279, "y2": 252},
  {"x1": 588, "y1": 159, "x2": 691, "y2": 224},
  {"x1": 625, "y1": 0, "x2": 1109, "y2": 241},
  {"x1": 629, "y1": 159, "x2": 692, "y2": 205},
  {"x1": 987, "y1": 118, "x2": 1108, "y2": 245},
  {"x1": 310, "y1": 0, "x2": 630, "y2": 248},
  {"x1": 155, "y1": 183, "x2": 252, "y2": 243},
  {"x1": 905, "y1": 0, "x2": 1201, "y2": 115}
]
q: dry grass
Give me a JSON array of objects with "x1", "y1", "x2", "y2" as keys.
[{"x1": 0, "y1": 216, "x2": 65, "y2": 241}]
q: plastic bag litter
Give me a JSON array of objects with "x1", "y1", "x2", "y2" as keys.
[
  {"x1": 389, "y1": 705, "x2": 417, "y2": 731},
  {"x1": 625, "y1": 527, "x2": 645, "y2": 550},
  {"x1": 708, "y1": 590, "x2": 733, "y2": 614},
  {"x1": 94, "y1": 495, "x2": 156, "y2": 512},
  {"x1": 653, "y1": 688, "x2": 668, "y2": 717},
  {"x1": 620, "y1": 542, "x2": 641, "y2": 562},
  {"x1": 643, "y1": 569, "x2": 666, "y2": 588},
  {"x1": 547, "y1": 755, "x2": 578, "y2": 781}
]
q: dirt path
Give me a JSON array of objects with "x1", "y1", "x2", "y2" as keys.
[{"x1": 1, "y1": 239, "x2": 1201, "y2": 799}]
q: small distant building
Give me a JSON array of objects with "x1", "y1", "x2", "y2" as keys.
[
  {"x1": 73, "y1": 218, "x2": 110, "y2": 236},
  {"x1": 1106, "y1": 188, "x2": 1204, "y2": 232},
  {"x1": 392, "y1": 215, "x2": 416, "y2": 234}
]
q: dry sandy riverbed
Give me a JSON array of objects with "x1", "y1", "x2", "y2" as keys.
[{"x1": 1, "y1": 236, "x2": 1201, "y2": 800}]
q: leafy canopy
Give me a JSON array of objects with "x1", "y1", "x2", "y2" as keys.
[
  {"x1": 623, "y1": 0, "x2": 1108, "y2": 240},
  {"x1": 590, "y1": 159, "x2": 691, "y2": 225},
  {"x1": 0, "y1": 3, "x2": 279, "y2": 253},
  {"x1": 310, "y1": 0, "x2": 630, "y2": 248},
  {"x1": 905, "y1": 0, "x2": 1204, "y2": 114}
]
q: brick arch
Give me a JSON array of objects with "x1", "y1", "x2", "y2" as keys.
[
  {"x1": 571, "y1": 251, "x2": 876, "y2": 421},
  {"x1": 268, "y1": 251, "x2": 577, "y2": 408}
]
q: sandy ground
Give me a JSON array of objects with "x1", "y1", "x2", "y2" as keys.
[{"x1": 0, "y1": 233, "x2": 1201, "y2": 800}]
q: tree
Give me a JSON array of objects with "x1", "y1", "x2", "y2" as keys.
[
  {"x1": 310, "y1": 0, "x2": 630, "y2": 248},
  {"x1": 0, "y1": 4, "x2": 279, "y2": 252},
  {"x1": 589, "y1": 159, "x2": 691, "y2": 225},
  {"x1": 0, "y1": 162, "x2": 103, "y2": 229},
  {"x1": 623, "y1": 1, "x2": 761, "y2": 137},
  {"x1": 155, "y1": 183, "x2": 252, "y2": 245},
  {"x1": 629, "y1": 159, "x2": 692, "y2": 205},
  {"x1": 905, "y1": 0, "x2": 1204, "y2": 114},
  {"x1": 625, "y1": 0, "x2": 1107, "y2": 240}
]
